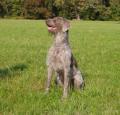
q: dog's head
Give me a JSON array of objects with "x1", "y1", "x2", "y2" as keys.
[{"x1": 45, "y1": 17, "x2": 70, "y2": 34}]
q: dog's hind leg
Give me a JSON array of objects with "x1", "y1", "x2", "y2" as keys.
[{"x1": 74, "y1": 70, "x2": 84, "y2": 89}]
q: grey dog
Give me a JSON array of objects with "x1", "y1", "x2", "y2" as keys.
[{"x1": 45, "y1": 17, "x2": 84, "y2": 98}]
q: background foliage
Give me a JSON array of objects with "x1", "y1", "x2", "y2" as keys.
[{"x1": 0, "y1": 0, "x2": 120, "y2": 20}]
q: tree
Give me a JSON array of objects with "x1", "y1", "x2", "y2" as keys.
[
  {"x1": 71, "y1": 0, "x2": 86, "y2": 19},
  {"x1": 0, "y1": 0, "x2": 8, "y2": 18},
  {"x1": 102, "y1": 0, "x2": 110, "y2": 7},
  {"x1": 0, "y1": 0, "x2": 120, "y2": 20},
  {"x1": 23, "y1": 0, "x2": 51, "y2": 19}
]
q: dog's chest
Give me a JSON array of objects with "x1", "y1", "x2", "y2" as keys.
[{"x1": 47, "y1": 46, "x2": 65, "y2": 70}]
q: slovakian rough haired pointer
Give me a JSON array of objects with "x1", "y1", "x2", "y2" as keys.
[{"x1": 45, "y1": 17, "x2": 84, "y2": 98}]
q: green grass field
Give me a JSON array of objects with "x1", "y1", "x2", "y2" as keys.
[{"x1": 0, "y1": 20, "x2": 120, "y2": 115}]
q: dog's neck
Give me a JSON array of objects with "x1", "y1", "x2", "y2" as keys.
[{"x1": 53, "y1": 31, "x2": 69, "y2": 46}]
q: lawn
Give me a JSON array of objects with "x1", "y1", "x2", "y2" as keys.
[{"x1": 0, "y1": 19, "x2": 120, "y2": 115}]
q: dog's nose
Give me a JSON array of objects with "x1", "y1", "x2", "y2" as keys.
[
  {"x1": 45, "y1": 19, "x2": 50, "y2": 25},
  {"x1": 46, "y1": 19, "x2": 51, "y2": 23}
]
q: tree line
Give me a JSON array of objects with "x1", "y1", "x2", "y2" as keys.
[{"x1": 0, "y1": 0, "x2": 120, "y2": 20}]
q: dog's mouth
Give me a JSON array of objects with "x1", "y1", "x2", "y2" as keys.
[
  {"x1": 48, "y1": 25, "x2": 56, "y2": 33},
  {"x1": 47, "y1": 24, "x2": 57, "y2": 33},
  {"x1": 46, "y1": 20, "x2": 57, "y2": 33}
]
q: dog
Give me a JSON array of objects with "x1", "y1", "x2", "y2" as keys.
[{"x1": 45, "y1": 17, "x2": 84, "y2": 98}]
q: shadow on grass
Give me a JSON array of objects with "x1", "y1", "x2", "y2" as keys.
[{"x1": 0, "y1": 64, "x2": 27, "y2": 78}]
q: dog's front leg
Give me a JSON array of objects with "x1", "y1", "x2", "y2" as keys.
[
  {"x1": 63, "y1": 68, "x2": 70, "y2": 98},
  {"x1": 45, "y1": 66, "x2": 53, "y2": 93}
]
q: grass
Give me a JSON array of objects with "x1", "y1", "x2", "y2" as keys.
[{"x1": 0, "y1": 19, "x2": 120, "y2": 115}]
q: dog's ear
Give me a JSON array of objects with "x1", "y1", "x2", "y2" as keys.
[{"x1": 62, "y1": 20, "x2": 70, "y2": 32}]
